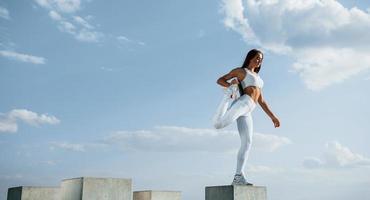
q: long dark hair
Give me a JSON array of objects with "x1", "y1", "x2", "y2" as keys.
[
  {"x1": 238, "y1": 49, "x2": 263, "y2": 95},
  {"x1": 241, "y1": 49, "x2": 263, "y2": 73}
]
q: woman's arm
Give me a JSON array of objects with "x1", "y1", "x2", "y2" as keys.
[
  {"x1": 258, "y1": 92, "x2": 280, "y2": 128},
  {"x1": 217, "y1": 68, "x2": 242, "y2": 87}
]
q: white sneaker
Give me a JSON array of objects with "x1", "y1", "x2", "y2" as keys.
[
  {"x1": 225, "y1": 84, "x2": 238, "y2": 100},
  {"x1": 231, "y1": 174, "x2": 253, "y2": 186},
  {"x1": 231, "y1": 174, "x2": 245, "y2": 185}
]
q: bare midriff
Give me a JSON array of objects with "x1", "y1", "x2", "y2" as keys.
[{"x1": 243, "y1": 86, "x2": 261, "y2": 103}]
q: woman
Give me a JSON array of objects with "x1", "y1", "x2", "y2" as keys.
[{"x1": 213, "y1": 49, "x2": 280, "y2": 185}]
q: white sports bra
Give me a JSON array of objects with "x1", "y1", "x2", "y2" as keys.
[{"x1": 241, "y1": 68, "x2": 264, "y2": 89}]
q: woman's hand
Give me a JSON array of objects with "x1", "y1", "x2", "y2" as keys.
[
  {"x1": 230, "y1": 78, "x2": 239, "y2": 85},
  {"x1": 272, "y1": 116, "x2": 280, "y2": 128}
]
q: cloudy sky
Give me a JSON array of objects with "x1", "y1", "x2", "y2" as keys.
[{"x1": 1, "y1": 0, "x2": 370, "y2": 200}]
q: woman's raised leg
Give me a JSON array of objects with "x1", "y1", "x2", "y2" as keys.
[
  {"x1": 212, "y1": 94, "x2": 234, "y2": 126},
  {"x1": 213, "y1": 94, "x2": 256, "y2": 129}
]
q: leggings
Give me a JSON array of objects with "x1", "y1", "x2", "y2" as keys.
[{"x1": 213, "y1": 93, "x2": 256, "y2": 175}]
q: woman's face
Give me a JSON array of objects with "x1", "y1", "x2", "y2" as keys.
[{"x1": 250, "y1": 53, "x2": 263, "y2": 68}]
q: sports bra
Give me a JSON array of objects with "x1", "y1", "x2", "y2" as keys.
[{"x1": 241, "y1": 68, "x2": 264, "y2": 89}]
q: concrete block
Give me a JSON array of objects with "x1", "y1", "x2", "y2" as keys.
[
  {"x1": 60, "y1": 177, "x2": 132, "y2": 200},
  {"x1": 7, "y1": 186, "x2": 60, "y2": 200},
  {"x1": 133, "y1": 191, "x2": 181, "y2": 200},
  {"x1": 205, "y1": 185, "x2": 266, "y2": 200}
]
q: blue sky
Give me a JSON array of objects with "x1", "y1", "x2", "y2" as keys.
[{"x1": 1, "y1": 0, "x2": 370, "y2": 200}]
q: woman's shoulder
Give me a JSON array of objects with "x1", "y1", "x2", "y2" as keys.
[
  {"x1": 230, "y1": 66, "x2": 245, "y2": 73},
  {"x1": 229, "y1": 67, "x2": 246, "y2": 80}
]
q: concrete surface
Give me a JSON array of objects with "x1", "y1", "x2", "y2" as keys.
[
  {"x1": 60, "y1": 177, "x2": 132, "y2": 200},
  {"x1": 7, "y1": 186, "x2": 60, "y2": 200},
  {"x1": 205, "y1": 185, "x2": 267, "y2": 200},
  {"x1": 133, "y1": 191, "x2": 181, "y2": 200}
]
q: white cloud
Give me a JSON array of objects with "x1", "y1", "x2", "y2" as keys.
[
  {"x1": 220, "y1": 0, "x2": 258, "y2": 44},
  {"x1": 102, "y1": 126, "x2": 291, "y2": 153},
  {"x1": 292, "y1": 47, "x2": 370, "y2": 90},
  {"x1": 253, "y1": 132, "x2": 292, "y2": 152},
  {"x1": 0, "y1": 50, "x2": 46, "y2": 64},
  {"x1": 58, "y1": 20, "x2": 76, "y2": 33},
  {"x1": 0, "y1": 109, "x2": 60, "y2": 133},
  {"x1": 0, "y1": 117, "x2": 17, "y2": 133},
  {"x1": 324, "y1": 141, "x2": 370, "y2": 167},
  {"x1": 220, "y1": 0, "x2": 370, "y2": 90},
  {"x1": 73, "y1": 16, "x2": 93, "y2": 29},
  {"x1": 117, "y1": 35, "x2": 131, "y2": 42},
  {"x1": 8, "y1": 109, "x2": 60, "y2": 126},
  {"x1": 35, "y1": 1, "x2": 103, "y2": 43},
  {"x1": 34, "y1": 0, "x2": 52, "y2": 9},
  {"x1": 49, "y1": 10, "x2": 63, "y2": 21},
  {"x1": 49, "y1": 141, "x2": 85, "y2": 152},
  {"x1": 0, "y1": 6, "x2": 10, "y2": 20},
  {"x1": 117, "y1": 35, "x2": 146, "y2": 46},
  {"x1": 303, "y1": 141, "x2": 370, "y2": 169},
  {"x1": 35, "y1": 0, "x2": 81, "y2": 13},
  {"x1": 36, "y1": 1, "x2": 143, "y2": 46},
  {"x1": 75, "y1": 28, "x2": 102, "y2": 42},
  {"x1": 54, "y1": 0, "x2": 80, "y2": 13},
  {"x1": 49, "y1": 12, "x2": 102, "y2": 42}
]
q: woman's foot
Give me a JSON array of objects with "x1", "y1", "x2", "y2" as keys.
[
  {"x1": 244, "y1": 181, "x2": 253, "y2": 186},
  {"x1": 225, "y1": 84, "x2": 238, "y2": 100},
  {"x1": 231, "y1": 174, "x2": 253, "y2": 186}
]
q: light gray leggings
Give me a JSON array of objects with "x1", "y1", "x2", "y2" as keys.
[{"x1": 213, "y1": 93, "x2": 256, "y2": 175}]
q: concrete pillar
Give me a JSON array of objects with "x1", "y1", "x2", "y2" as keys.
[
  {"x1": 7, "y1": 186, "x2": 60, "y2": 200},
  {"x1": 205, "y1": 185, "x2": 267, "y2": 200},
  {"x1": 60, "y1": 177, "x2": 132, "y2": 200},
  {"x1": 133, "y1": 191, "x2": 181, "y2": 200}
]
